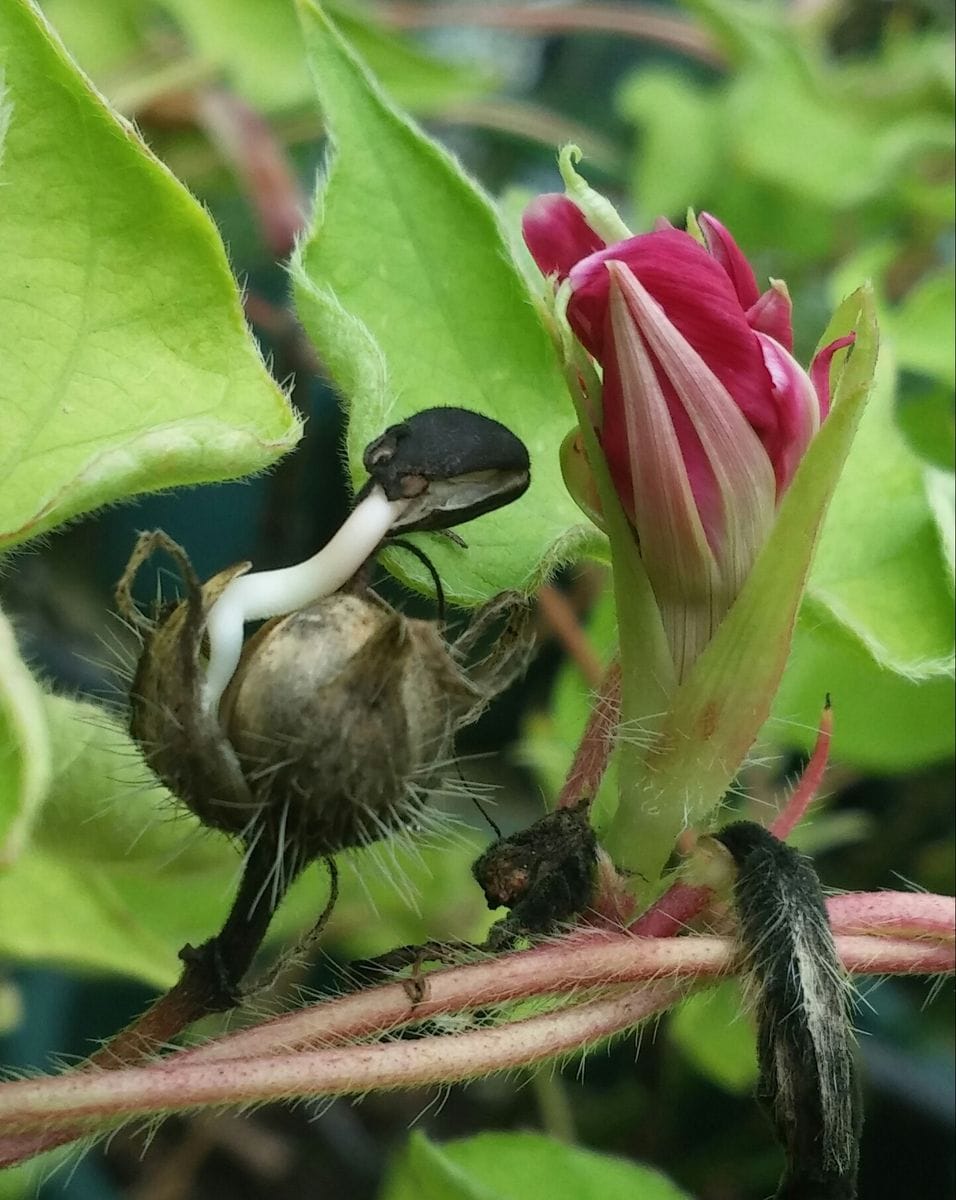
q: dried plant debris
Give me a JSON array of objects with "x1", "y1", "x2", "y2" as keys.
[
  {"x1": 113, "y1": 408, "x2": 535, "y2": 1012},
  {"x1": 117, "y1": 540, "x2": 534, "y2": 1005},
  {"x1": 714, "y1": 821, "x2": 862, "y2": 1200},
  {"x1": 472, "y1": 800, "x2": 598, "y2": 949}
]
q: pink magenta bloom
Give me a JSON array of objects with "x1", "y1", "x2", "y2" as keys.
[{"x1": 524, "y1": 194, "x2": 852, "y2": 678}]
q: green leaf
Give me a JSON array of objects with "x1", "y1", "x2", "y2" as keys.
[
  {"x1": 607, "y1": 288, "x2": 879, "y2": 880},
  {"x1": 383, "y1": 1131, "x2": 691, "y2": 1200},
  {"x1": 30, "y1": 695, "x2": 228, "y2": 873},
  {"x1": 0, "y1": 610, "x2": 51, "y2": 865},
  {"x1": 770, "y1": 604, "x2": 955, "y2": 769},
  {"x1": 292, "y1": 2, "x2": 594, "y2": 604},
  {"x1": 804, "y1": 351, "x2": 954, "y2": 678},
  {"x1": 892, "y1": 271, "x2": 956, "y2": 389},
  {"x1": 0, "y1": 0, "x2": 300, "y2": 552},
  {"x1": 670, "y1": 981, "x2": 758, "y2": 1093},
  {"x1": 0, "y1": 850, "x2": 182, "y2": 987},
  {"x1": 896, "y1": 375, "x2": 956, "y2": 472}
]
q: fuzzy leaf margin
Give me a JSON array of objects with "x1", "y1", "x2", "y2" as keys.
[{"x1": 292, "y1": 0, "x2": 596, "y2": 604}]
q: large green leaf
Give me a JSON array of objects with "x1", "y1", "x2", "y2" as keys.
[
  {"x1": 0, "y1": 851, "x2": 182, "y2": 987},
  {"x1": 803, "y1": 352, "x2": 954, "y2": 678},
  {"x1": 292, "y1": 2, "x2": 594, "y2": 604},
  {"x1": 770, "y1": 605, "x2": 955, "y2": 769},
  {"x1": 892, "y1": 270, "x2": 956, "y2": 390},
  {"x1": 30, "y1": 695, "x2": 226, "y2": 873},
  {"x1": 383, "y1": 1131, "x2": 690, "y2": 1200},
  {"x1": 0, "y1": 0, "x2": 300, "y2": 551},
  {"x1": 0, "y1": 611, "x2": 50, "y2": 865}
]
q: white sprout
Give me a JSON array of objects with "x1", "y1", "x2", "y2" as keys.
[{"x1": 203, "y1": 486, "x2": 409, "y2": 714}]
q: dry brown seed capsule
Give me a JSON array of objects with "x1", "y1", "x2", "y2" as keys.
[
  {"x1": 118, "y1": 532, "x2": 534, "y2": 1006},
  {"x1": 218, "y1": 590, "x2": 481, "y2": 860},
  {"x1": 119, "y1": 532, "x2": 535, "y2": 862}
]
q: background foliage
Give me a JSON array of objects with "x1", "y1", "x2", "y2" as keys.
[{"x1": 0, "y1": 0, "x2": 952, "y2": 1197}]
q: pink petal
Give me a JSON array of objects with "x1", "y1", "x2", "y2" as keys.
[
  {"x1": 602, "y1": 264, "x2": 776, "y2": 678},
  {"x1": 567, "y1": 230, "x2": 778, "y2": 448},
  {"x1": 699, "y1": 212, "x2": 760, "y2": 310},
  {"x1": 601, "y1": 273, "x2": 717, "y2": 676},
  {"x1": 522, "y1": 194, "x2": 606, "y2": 282},
  {"x1": 810, "y1": 333, "x2": 856, "y2": 419},
  {"x1": 756, "y1": 333, "x2": 823, "y2": 495},
  {"x1": 746, "y1": 281, "x2": 794, "y2": 352},
  {"x1": 610, "y1": 264, "x2": 776, "y2": 564}
]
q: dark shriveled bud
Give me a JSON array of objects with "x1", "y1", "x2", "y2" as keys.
[
  {"x1": 472, "y1": 800, "x2": 598, "y2": 949},
  {"x1": 712, "y1": 821, "x2": 862, "y2": 1200}
]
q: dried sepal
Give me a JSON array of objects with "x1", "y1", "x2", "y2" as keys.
[{"x1": 116, "y1": 531, "x2": 255, "y2": 833}]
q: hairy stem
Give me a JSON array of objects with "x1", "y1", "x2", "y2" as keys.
[
  {"x1": 558, "y1": 660, "x2": 621, "y2": 808},
  {"x1": 0, "y1": 931, "x2": 950, "y2": 1149}
]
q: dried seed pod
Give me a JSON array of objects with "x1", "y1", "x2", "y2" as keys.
[
  {"x1": 218, "y1": 590, "x2": 481, "y2": 859},
  {"x1": 119, "y1": 533, "x2": 534, "y2": 863}
]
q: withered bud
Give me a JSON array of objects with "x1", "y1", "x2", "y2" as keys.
[{"x1": 472, "y1": 801, "x2": 598, "y2": 946}]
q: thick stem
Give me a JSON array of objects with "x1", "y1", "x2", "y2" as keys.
[
  {"x1": 0, "y1": 934, "x2": 950, "y2": 1141},
  {"x1": 81, "y1": 836, "x2": 300, "y2": 1069}
]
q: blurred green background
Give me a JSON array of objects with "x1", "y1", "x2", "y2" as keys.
[{"x1": 0, "y1": 1, "x2": 952, "y2": 1197}]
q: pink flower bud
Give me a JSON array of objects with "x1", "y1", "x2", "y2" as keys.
[{"x1": 523, "y1": 194, "x2": 852, "y2": 678}]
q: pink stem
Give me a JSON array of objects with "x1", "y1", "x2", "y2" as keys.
[
  {"x1": 194, "y1": 89, "x2": 306, "y2": 259},
  {"x1": 0, "y1": 933, "x2": 950, "y2": 1148},
  {"x1": 828, "y1": 891, "x2": 956, "y2": 941},
  {"x1": 629, "y1": 883, "x2": 712, "y2": 937},
  {"x1": 375, "y1": 3, "x2": 725, "y2": 68},
  {"x1": 0, "y1": 934, "x2": 951, "y2": 1138},
  {"x1": 558, "y1": 661, "x2": 621, "y2": 808},
  {"x1": 770, "y1": 698, "x2": 833, "y2": 840}
]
